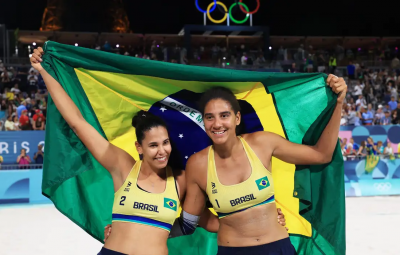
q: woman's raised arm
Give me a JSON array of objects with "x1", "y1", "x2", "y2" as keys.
[{"x1": 30, "y1": 47, "x2": 135, "y2": 176}]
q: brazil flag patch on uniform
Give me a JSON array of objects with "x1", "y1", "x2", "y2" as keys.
[
  {"x1": 255, "y1": 176, "x2": 270, "y2": 191},
  {"x1": 164, "y1": 198, "x2": 177, "y2": 211}
]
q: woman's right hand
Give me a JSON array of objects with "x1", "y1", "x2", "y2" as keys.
[
  {"x1": 103, "y1": 224, "x2": 112, "y2": 242},
  {"x1": 30, "y1": 47, "x2": 44, "y2": 72}
]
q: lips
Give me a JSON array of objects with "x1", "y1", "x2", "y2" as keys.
[
  {"x1": 212, "y1": 130, "x2": 226, "y2": 136},
  {"x1": 155, "y1": 156, "x2": 167, "y2": 162}
]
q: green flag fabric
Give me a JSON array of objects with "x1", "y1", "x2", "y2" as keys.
[{"x1": 41, "y1": 41, "x2": 345, "y2": 255}]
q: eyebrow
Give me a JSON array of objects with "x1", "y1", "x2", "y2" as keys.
[
  {"x1": 204, "y1": 111, "x2": 231, "y2": 116},
  {"x1": 148, "y1": 139, "x2": 169, "y2": 146}
]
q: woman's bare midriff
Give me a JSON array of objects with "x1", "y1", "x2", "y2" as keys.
[
  {"x1": 104, "y1": 222, "x2": 169, "y2": 255},
  {"x1": 217, "y1": 203, "x2": 288, "y2": 247}
]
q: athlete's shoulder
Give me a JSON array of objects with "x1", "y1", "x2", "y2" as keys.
[
  {"x1": 185, "y1": 146, "x2": 209, "y2": 177},
  {"x1": 242, "y1": 131, "x2": 274, "y2": 144},
  {"x1": 189, "y1": 145, "x2": 210, "y2": 164},
  {"x1": 242, "y1": 131, "x2": 280, "y2": 152}
]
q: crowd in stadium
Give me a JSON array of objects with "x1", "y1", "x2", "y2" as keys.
[
  {"x1": 1, "y1": 42, "x2": 400, "y2": 134},
  {"x1": 0, "y1": 42, "x2": 399, "y2": 167},
  {"x1": 341, "y1": 66, "x2": 400, "y2": 126},
  {"x1": 339, "y1": 137, "x2": 397, "y2": 161},
  {"x1": 0, "y1": 62, "x2": 47, "y2": 131}
]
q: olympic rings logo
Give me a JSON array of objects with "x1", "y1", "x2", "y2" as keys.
[
  {"x1": 195, "y1": 0, "x2": 260, "y2": 24},
  {"x1": 373, "y1": 182, "x2": 392, "y2": 191}
]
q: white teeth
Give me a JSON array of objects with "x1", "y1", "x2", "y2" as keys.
[
  {"x1": 213, "y1": 131, "x2": 225, "y2": 134},
  {"x1": 156, "y1": 157, "x2": 166, "y2": 161}
]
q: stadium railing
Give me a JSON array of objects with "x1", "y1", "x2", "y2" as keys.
[
  {"x1": 344, "y1": 153, "x2": 399, "y2": 161},
  {"x1": 0, "y1": 164, "x2": 43, "y2": 170}
]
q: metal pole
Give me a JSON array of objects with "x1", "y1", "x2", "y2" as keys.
[
  {"x1": 250, "y1": 14, "x2": 253, "y2": 26},
  {"x1": 6, "y1": 29, "x2": 9, "y2": 65},
  {"x1": 204, "y1": 13, "x2": 206, "y2": 26},
  {"x1": 227, "y1": 15, "x2": 230, "y2": 26},
  {"x1": 1, "y1": 25, "x2": 5, "y2": 63},
  {"x1": 184, "y1": 26, "x2": 192, "y2": 60}
]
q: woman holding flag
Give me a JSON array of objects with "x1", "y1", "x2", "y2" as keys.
[
  {"x1": 179, "y1": 78, "x2": 346, "y2": 254},
  {"x1": 30, "y1": 47, "x2": 287, "y2": 255}
]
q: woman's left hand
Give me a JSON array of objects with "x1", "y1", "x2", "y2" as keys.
[
  {"x1": 104, "y1": 224, "x2": 112, "y2": 242},
  {"x1": 277, "y1": 208, "x2": 288, "y2": 231},
  {"x1": 326, "y1": 74, "x2": 347, "y2": 104}
]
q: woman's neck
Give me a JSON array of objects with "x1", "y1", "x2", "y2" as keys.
[
  {"x1": 213, "y1": 135, "x2": 241, "y2": 159},
  {"x1": 140, "y1": 160, "x2": 166, "y2": 179}
]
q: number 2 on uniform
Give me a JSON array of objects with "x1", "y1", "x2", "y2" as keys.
[
  {"x1": 215, "y1": 199, "x2": 220, "y2": 208},
  {"x1": 120, "y1": 196, "x2": 126, "y2": 205}
]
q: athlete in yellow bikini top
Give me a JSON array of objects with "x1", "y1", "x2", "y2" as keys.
[
  {"x1": 206, "y1": 136, "x2": 275, "y2": 218},
  {"x1": 112, "y1": 161, "x2": 180, "y2": 232}
]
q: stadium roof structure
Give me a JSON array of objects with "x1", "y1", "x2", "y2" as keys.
[{"x1": 13, "y1": 29, "x2": 400, "y2": 50}]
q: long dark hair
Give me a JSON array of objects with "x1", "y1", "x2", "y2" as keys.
[
  {"x1": 36, "y1": 117, "x2": 43, "y2": 126},
  {"x1": 132, "y1": 110, "x2": 168, "y2": 145},
  {"x1": 198, "y1": 87, "x2": 241, "y2": 116}
]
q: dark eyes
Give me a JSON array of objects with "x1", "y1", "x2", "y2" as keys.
[
  {"x1": 150, "y1": 140, "x2": 169, "y2": 147},
  {"x1": 205, "y1": 114, "x2": 229, "y2": 120}
]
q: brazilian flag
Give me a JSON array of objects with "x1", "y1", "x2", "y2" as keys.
[{"x1": 41, "y1": 41, "x2": 345, "y2": 255}]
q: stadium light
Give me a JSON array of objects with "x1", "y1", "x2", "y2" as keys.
[
  {"x1": 269, "y1": 46, "x2": 272, "y2": 50},
  {"x1": 223, "y1": 57, "x2": 226, "y2": 60},
  {"x1": 32, "y1": 42, "x2": 36, "y2": 46},
  {"x1": 116, "y1": 44, "x2": 120, "y2": 48},
  {"x1": 157, "y1": 45, "x2": 159, "y2": 47},
  {"x1": 358, "y1": 48, "x2": 361, "y2": 51},
  {"x1": 227, "y1": 63, "x2": 230, "y2": 66},
  {"x1": 29, "y1": 54, "x2": 32, "y2": 58},
  {"x1": 75, "y1": 43, "x2": 78, "y2": 46}
]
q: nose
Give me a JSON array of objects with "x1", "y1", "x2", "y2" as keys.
[
  {"x1": 213, "y1": 117, "x2": 223, "y2": 128},
  {"x1": 158, "y1": 145, "x2": 166, "y2": 155}
]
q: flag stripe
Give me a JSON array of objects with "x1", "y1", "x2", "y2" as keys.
[{"x1": 75, "y1": 68, "x2": 147, "y2": 111}]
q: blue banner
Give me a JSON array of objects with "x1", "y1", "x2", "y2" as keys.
[
  {"x1": 345, "y1": 158, "x2": 400, "y2": 196},
  {"x1": 0, "y1": 159, "x2": 399, "y2": 206},
  {"x1": 0, "y1": 169, "x2": 50, "y2": 204},
  {"x1": 339, "y1": 125, "x2": 400, "y2": 154},
  {"x1": 0, "y1": 131, "x2": 45, "y2": 164}
]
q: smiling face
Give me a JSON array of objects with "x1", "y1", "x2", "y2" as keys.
[
  {"x1": 203, "y1": 99, "x2": 241, "y2": 145},
  {"x1": 135, "y1": 126, "x2": 171, "y2": 169}
]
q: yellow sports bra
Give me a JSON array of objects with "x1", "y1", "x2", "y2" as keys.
[
  {"x1": 112, "y1": 161, "x2": 180, "y2": 232},
  {"x1": 206, "y1": 136, "x2": 275, "y2": 218}
]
